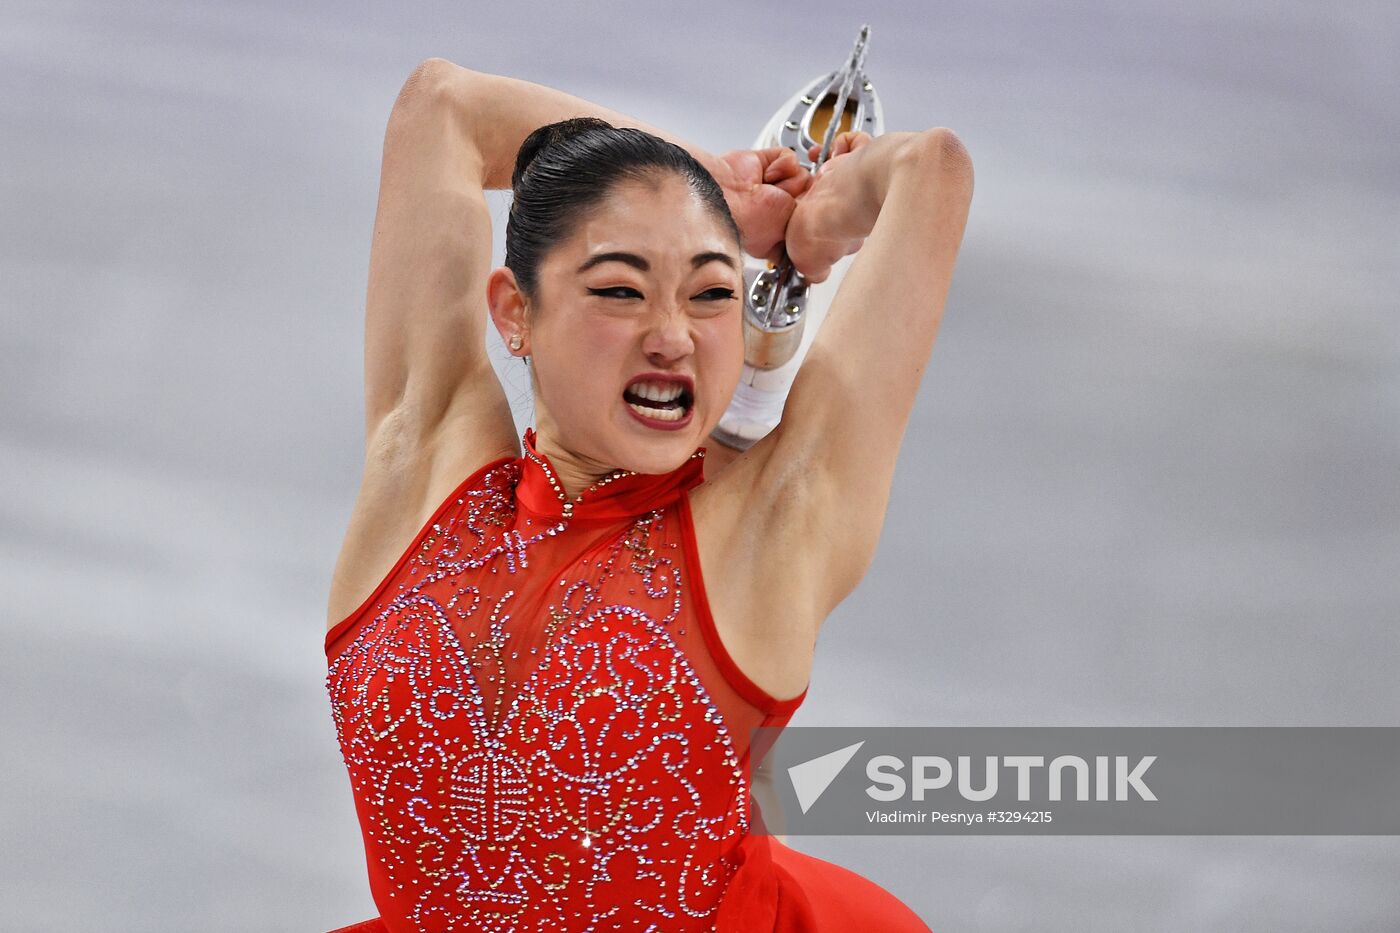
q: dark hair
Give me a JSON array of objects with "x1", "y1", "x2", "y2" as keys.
[{"x1": 505, "y1": 117, "x2": 741, "y2": 304}]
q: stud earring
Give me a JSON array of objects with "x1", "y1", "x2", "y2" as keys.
[{"x1": 509, "y1": 334, "x2": 523, "y2": 352}]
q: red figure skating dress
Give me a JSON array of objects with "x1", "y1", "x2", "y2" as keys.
[{"x1": 324, "y1": 428, "x2": 932, "y2": 932}]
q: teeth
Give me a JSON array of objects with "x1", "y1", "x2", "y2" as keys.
[
  {"x1": 627, "y1": 400, "x2": 687, "y2": 422},
  {"x1": 629, "y1": 380, "x2": 685, "y2": 403}
]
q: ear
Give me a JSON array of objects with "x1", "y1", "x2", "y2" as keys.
[{"x1": 486, "y1": 266, "x2": 531, "y2": 356}]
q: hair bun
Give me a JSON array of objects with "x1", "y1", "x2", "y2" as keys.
[{"x1": 512, "y1": 117, "x2": 616, "y2": 188}]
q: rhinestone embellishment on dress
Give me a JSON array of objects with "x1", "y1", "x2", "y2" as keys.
[{"x1": 326, "y1": 448, "x2": 748, "y2": 932}]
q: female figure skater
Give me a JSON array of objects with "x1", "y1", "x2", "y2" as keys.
[{"x1": 324, "y1": 58, "x2": 972, "y2": 933}]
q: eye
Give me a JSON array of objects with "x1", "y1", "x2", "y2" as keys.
[
  {"x1": 695, "y1": 287, "x2": 737, "y2": 301},
  {"x1": 587, "y1": 286, "x2": 643, "y2": 300}
]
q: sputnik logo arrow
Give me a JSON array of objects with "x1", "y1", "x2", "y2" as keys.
[{"x1": 787, "y1": 741, "x2": 866, "y2": 814}]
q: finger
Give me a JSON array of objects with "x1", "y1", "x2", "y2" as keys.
[
  {"x1": 777, "y1": 175, "x2": 810, "y2": 198},
  {"x1": 763, "y1": 150, "x2": 812, "y2": 197},
  {"x1": 833, "y1": 131, "x2": 873, "y2": 158},
  {"x1": 834, "y1": 132, "x2": 861, "y2": 157},
  {"x1": 761, "y1": 150, "x2": 796, "y2": 184},
  {"x1": 760, "y1": 149, "x2": 792, "y2": 181},
  {"x1": 786, "y1": 241, "x2": 829, "y2": 284},
  {"x1": 808, "y1": 134, "x2": 860, "y2": 168},
  {"x1": 756, "y1": 146, "x2": 799, "y2": 179},
  {"x1": 774, "y1": 167, "x2": 811, "y2": 197}
]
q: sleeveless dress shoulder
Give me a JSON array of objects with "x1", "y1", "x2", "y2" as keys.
[{"x1": 323, "y1": 428, "x2": 931, "y2": 932}]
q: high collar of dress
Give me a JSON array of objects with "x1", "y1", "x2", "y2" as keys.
[{"x1": 515, "y1": 427, "x2": 707, "y2": 523}]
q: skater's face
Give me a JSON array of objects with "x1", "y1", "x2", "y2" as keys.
[{"x1": 510, "y1": 173, "x2": 745, "y2": 475}]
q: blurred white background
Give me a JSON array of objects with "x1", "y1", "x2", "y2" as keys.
[{"x1": 3, "y1": 1, "x2": 1397, "y2": 930}]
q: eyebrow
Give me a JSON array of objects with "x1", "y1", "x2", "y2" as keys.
[{"x1": 576, "y1": 251, "x2": 738, "y2": 274}]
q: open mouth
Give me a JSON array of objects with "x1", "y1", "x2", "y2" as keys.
[{"x1": 623, "y1": 377, "x2": 694, "y2": 423}]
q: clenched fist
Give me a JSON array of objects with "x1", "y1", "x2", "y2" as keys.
[
  {"x1": 783, "y1": 131, "x2": 878, "y2": 284},
  {"x1": 711, "y1": 146, "x2": 812, "y2": 261}
]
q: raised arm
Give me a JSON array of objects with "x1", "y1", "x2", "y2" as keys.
[
  {"x1": 363, "y1": 57, "x2": 747, "y2": 455},
  {"x1": 789, "y1": 128, "x2": 973, "y2": 605},
  {"x1": 709, "y1": 129, "x2": 974, "y2": 629}
]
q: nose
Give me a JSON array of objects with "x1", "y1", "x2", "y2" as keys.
[{"x1": 640, "y1": 303, "x2": 695, "y2": 364}]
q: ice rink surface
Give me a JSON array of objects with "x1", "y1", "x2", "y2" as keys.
[{"x1": 3, "y1": 1, "x2": 1398, "y2": 929}]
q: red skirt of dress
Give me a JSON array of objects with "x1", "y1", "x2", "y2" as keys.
[{"x1": 327, "y1": 835, "x2": 931, "y2": 933}]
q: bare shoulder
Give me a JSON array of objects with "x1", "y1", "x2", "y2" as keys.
[
  {"x1": 686, "y1": 428, "x2": 852, "y2": 701},
  {"x1": 324, "y1": 388, "x2": 520, "y2": 634}
]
